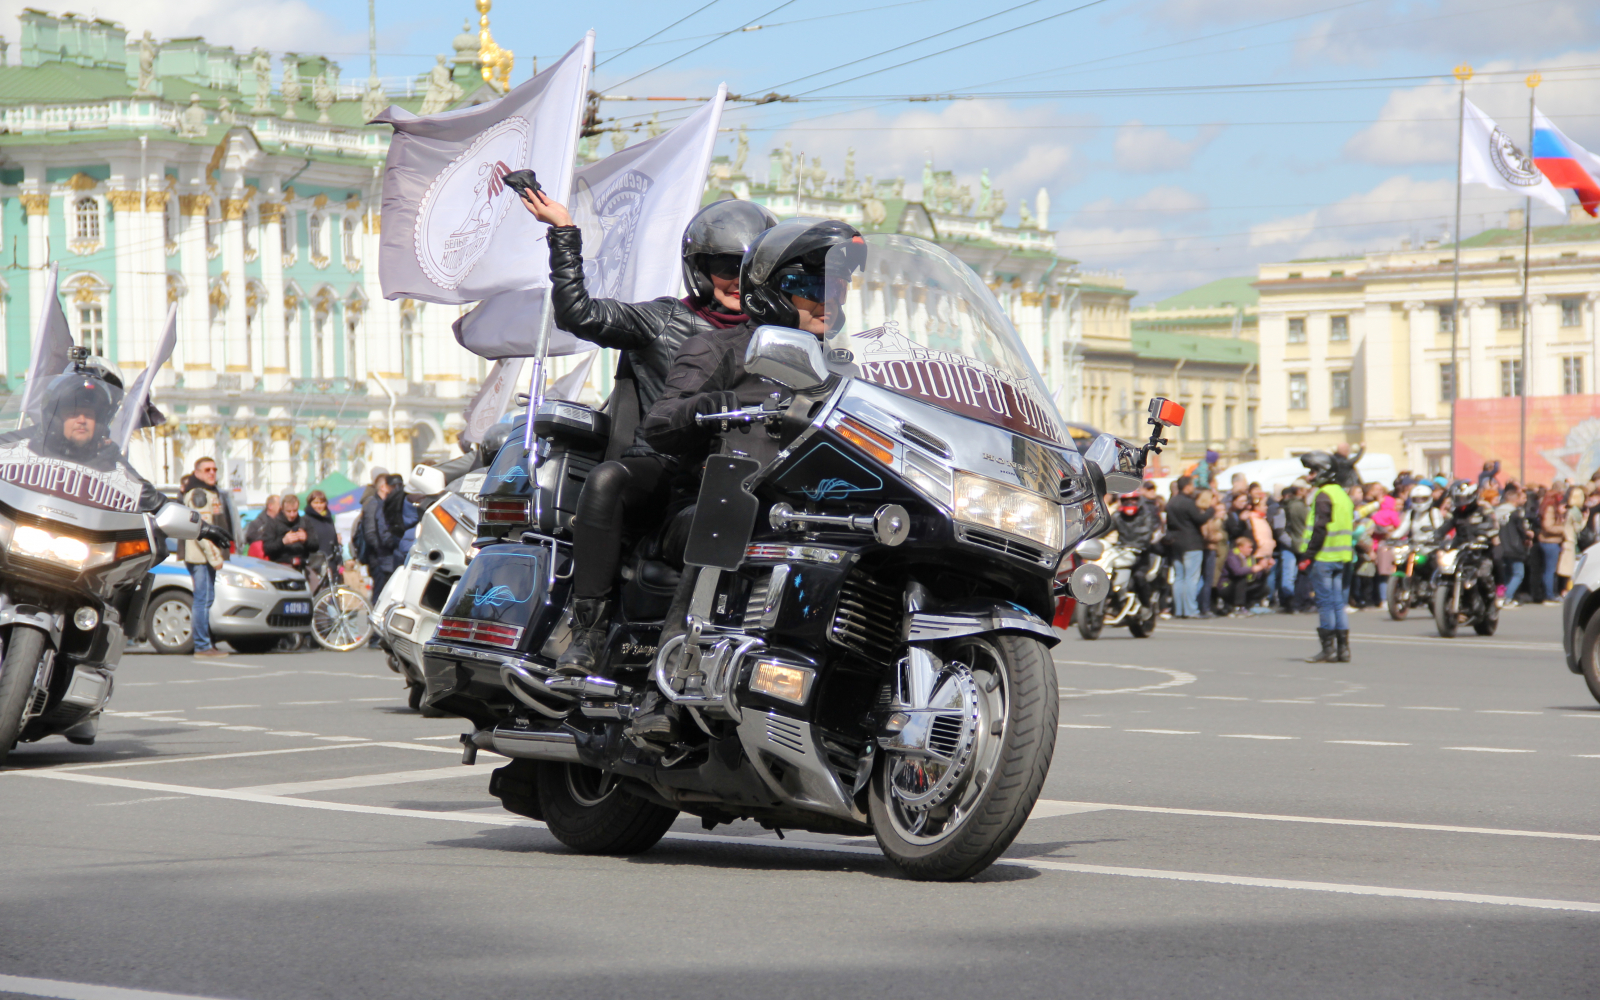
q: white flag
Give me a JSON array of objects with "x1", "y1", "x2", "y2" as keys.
[
  {"x1": 453, "y1": 86, "x2": 729, "y2": 359},
  {"x1": 459, "y1": 357, "x2": 526, "y2": 446},
  {"x1": 546, "y1": 351, "x2": 597, "y2": 403},
  {"x1": 1461, "y1": 99, "x2": 1566, "y2": 213},
  {"x1": 17, "y1": 261, "x2": 73, "y2": 422},
  {"x1": 373, "y1": 33, "x2": 592, "y2": 305},
  {"x1": 111, "y1": 303, "x2": 177, "y2": 450}
]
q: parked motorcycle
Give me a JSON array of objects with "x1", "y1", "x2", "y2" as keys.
[
  {"x1": 422, "y1": 235, "x2": 1172, "y2": 880},
  {"x1": 1432, "y1": 539, "x2": 1498, "y2": 637},
  {"x1": 1385, "y1": 540, "x2": 1435, "y2": 621},
  {"x1": 373, "y1": 462, "x2": 485, "y2": 714},
  {"x1": 1074, "y1": 539, "x2": 1161, "y2": 639},
  {"x1": 0, "y1": 348, "x2": 211, "y2": 764}
]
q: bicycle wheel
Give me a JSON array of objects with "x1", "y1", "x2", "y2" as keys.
[{"x1": 311, "y1": 587, "x2": 373, "y2": 651}]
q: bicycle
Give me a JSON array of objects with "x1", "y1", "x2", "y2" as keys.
[{"x1": 307, "y1": 552, "x2": 373, "y2": 652}]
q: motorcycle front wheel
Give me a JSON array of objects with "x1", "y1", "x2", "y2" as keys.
[
  {"x1": 869, "y1": 634, "x2": 1058, "y2": 882},
  {"x1": 1387, "y1": 577, "x2": 1410, "y2": 621},
  {"x1": 1074, "y1": 600, "x2": 1104, "y2": 641},
  {"x1": 0, "y1": 626, "x2": 49, "y2": 765},
  {"x1": 1432, "y1": 583, "x2": 1457, "y2": 638},
  {"x1": 1473, "y1": 589, "x2": 1500, "y2": 636}
]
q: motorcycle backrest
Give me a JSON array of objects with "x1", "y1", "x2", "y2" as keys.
[{"x1": 745, "y1": 325, "x2": 830, "y2": 393}]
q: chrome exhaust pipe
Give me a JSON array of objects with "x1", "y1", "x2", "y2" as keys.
[{"x1": 490, "y1": 722, "x2": 582, "y2": 762}]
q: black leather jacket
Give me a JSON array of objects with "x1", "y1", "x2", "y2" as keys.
[
  {"x1": 549, "y1": 226, "x2": 743, "y2": 455},
  {"x1": 640, "y1": 321, "x2": 792, "y2": 468},
  {"x1": 1113, "y1": 505, "x2": 1157, "y2": 549}
]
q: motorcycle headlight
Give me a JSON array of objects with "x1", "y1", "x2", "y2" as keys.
[
  {"x1": 952, "y1": 472, "x2": 1064, "y2": 551},
  {"x1": 1436, "y1": 548, "x2": 1459, "y2": 574},
  {"x1": 11, "y1": 524, "x2": 116, "y2": 570},
  {"x1": 218, "y1": 566, "x2": 268, "y2": 589}
]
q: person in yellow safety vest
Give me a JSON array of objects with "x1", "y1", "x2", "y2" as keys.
[{"x1": 1297, "y1": 450, "x2": 1355, "y2": 663}]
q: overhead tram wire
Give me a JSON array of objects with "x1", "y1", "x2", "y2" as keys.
[
  {"x1": 593, "y1": 0, "x2": 946, "y2": 55},
  {"x1": 596, "y1": 0, "x2": 726, "y2": 69},
  {"x1": 606, "y1": 0, "x2": 803, "y2": 92}
]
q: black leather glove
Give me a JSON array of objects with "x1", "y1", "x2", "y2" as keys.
[
  {"x1": 198, "y1": 521, "x2": 230, "y2": 546},
  {"x1": 691, "y1": 391, "x2": 741, "y2": 418}
]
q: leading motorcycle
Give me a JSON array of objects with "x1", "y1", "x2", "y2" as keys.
[
  {"x1": 422, "y1": 235, "x2": 1172, "y2": 880},
  {"x1": 1432, "y1": 538, "x2": 1498, "y2": 637},
  {"x1": 1073, "y1": 538, "x2": 1161, "y2": 639},
  {"x1": 0, "y1": 349, "x2": 212, "y2": 764},
  {"x1": 1385, "y1": 540, "x2": 1435, "y2": 621}
]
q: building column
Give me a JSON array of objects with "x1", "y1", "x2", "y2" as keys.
[
  {"x1": 259, "y1": 197, "x2": 289, "y2": 392},
  {"x1": 21, "y1": 173, "x2": 50, "y2": 354},
  {"x1": 220, "y1": 193, "x2": 250, "y2": 380},
  {"x1": 177, "y1": 183, "x2": 213, "y2": 387},
  {"x1": 1461, "y1": 298, "x2": 1487, "y2": 400},
  {"x1": 1404, "y1": 301, "x2": 1430, "y2": 418},
  {"x1": 1526, "y1": 293, "x2": 1548, "y2": 396},
  {"x1": 1360, "y1": 302, "x2": 1392, "y2": 429}
]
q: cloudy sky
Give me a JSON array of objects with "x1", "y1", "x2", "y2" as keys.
[{"x1": 33, "y1": 0, "x2": 1600, "y2": 301}]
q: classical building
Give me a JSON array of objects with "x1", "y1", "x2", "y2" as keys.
[
  {"x1": 1128, "y1": 277, "x2": 1260, "y2": 471},
  {"x1": 0, "y1": 10, "x2": 506, "y2": 493},
  {"x1": 1255, "y1": 212, "x2": 1600, "y2": 476}
]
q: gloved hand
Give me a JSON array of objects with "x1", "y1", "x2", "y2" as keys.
[
  {"x1": 690, "y1": 391, "x2": 741, "y2": 418},
  {"x1": 1298, "y1": 558, "x2": 1311, "y2": 572},
  {"x1": 198, "y1": 521, "x2": 230, "y2": 547}
]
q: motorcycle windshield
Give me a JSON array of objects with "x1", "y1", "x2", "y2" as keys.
[
  {"x1": 825, "y1": 234, "x2": 1067, "y2": 447},
  {"x1": 0, "y1": 363, "x2": 146, "y2": 513}
]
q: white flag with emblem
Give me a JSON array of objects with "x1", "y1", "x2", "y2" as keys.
[
  {"x1": 459, "y1": 356, "x2": 526, "y2": 446},
  {"x1": 373, "y1": 33, "x2": 592, "y2": 305},
  {"x1": 110, "y1": 302, "x2": 177, "y2": 450},
  {"x1": 452, "y1": 85, "x2": 728, "y2": 359},
  {"x1": 1461, "y1": 98, "x2": 1566, "y2": 213}
]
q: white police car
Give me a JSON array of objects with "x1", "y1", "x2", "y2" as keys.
[{"x1": 144, "y1": 556, "x2": 313, "y2": 654}]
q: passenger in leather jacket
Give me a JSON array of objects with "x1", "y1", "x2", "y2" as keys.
[{"x1": 520, "y1": 189, "x2": 778, "y2": 676}]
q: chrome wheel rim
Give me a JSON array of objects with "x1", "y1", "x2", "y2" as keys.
[
  {"x1": 564, "y1": 764, "x2": 617, "y2": 807},
  {"x1": 313, "y1": 589, "x2": 372, "y2": 651},
  {"x1": 151, "y1": 599, "x2": 192, "y2": 648},
  {"x1": 883, "y1": 639, "x2": 1008, "y2": 847}
]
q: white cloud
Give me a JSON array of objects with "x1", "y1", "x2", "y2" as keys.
[
  {"x1": 0, "y1": 0, "x2": 362, "y2": 59},
  {"x1": 1113, "y1": 121, "x2": 1223, "y2": 173},
  {"x1": 750, "y1": 100, "x2": 1090, "y2": 227}
]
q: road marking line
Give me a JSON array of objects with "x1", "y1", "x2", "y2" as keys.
[
  {"x1": 410, "y1": 735, "x2": 461, "y2": 741},
  {"x1": 1167, "y1": 625, "x2": 1561, "y2": 653},
  {"x1": 1055, "y1": 660, "x2": 1197, "y2": 697},
  {"x1": 0, "y1": 972, "x2": 244, "y2": 1000},
  {"x1": 234, "y1": 766, "x2": 485, "y2": 796},
  {"x1": 351, "y1": 697, "x2": 394, "y2": 702},
  {"x1": 265, "y1": 731, "x2": 318, "y2": 737},
  {"x1": 10, "y1": 774, "x2": 1600, "y2": 915},
  {"x1": 1445, "y1": 746, "x2": 1536, "y2": 753},
  {"x1": 1403, "y1": 706, "x2": 1460, "y2": 711},
  {"x1": 1029, "y1": 801, "x2": 1110, "y2": 819},
  {"x1": 218, "y1": 726, "x2": 267, "y2": 732},
  {"x1": 1259, "y1": 699, "x2": 1314, "y2": 704},
  {"x1": 1575, "y1": 754, "x2": 1600, "y2": 758},
  {"x1": 1197, "y1": 696, "x2": 1249, "y2": 701},
  {"x1": 1329, "y1": 703, "x2": 1384, "y2": 707},
  {"x1": 280, "y1": 700, "x2": 339, "y2": 705},
  {"x1": 312, "y1": 736, "x2": 369, "y2": 742},
  {"x1": 1219, "y1": 734, "x2": 1297, "y2": 740},
  {"x1": 90, "y1": 796, "x2": 188, "y2": 807},
  {"x1": 195, "y1": 705, "x2": 259, "y2": 710},
  {"x1": 1125, "y1": 729, "x2": 1199, "y2": 735},
  {"x1": 1137, "y1": 692, "x2": 1187, "y2": 697},
  {"x1": 1328, "y1": 740, "x2": 1411, "y2": 746},
  {"x1": 41, "y1": 742, "x2": 459, "y2": 772},
  {"x1": 1059, "y1": 724, "x2": 1111, "y2": 729},
  {"x1": 1476, "y1": 710, "x2": 1541, "y2": 715},
  {"x1": 176, "y1": 721, "x2": 225, "y2": 728}
]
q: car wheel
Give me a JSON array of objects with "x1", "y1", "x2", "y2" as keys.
[{"x1": 146, "y1": 590, "x2": 194, "y2": 655}]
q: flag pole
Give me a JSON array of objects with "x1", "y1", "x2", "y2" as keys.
[
  {"x1": 1449, "y1": 64, "x2": 1471, "y2": 479},
  {"x1": 1520, "y1": 71, "x2": 1541, "y2": 484}
]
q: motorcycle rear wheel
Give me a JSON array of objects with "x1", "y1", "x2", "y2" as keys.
[
  {"x1": 1432, "y1": 584, "x2": 1457, "y2": 638},
  {"x1": 1473, "y1": 592, "x2": 1499, "y2": 636},
  {"x1": 1387, "y1": 577, "x2": 1410, "y2": 621},
  {"x1": 1128, "y1": 602, "x2": 1156, "y2": 638},
  {"x1": 536, "y1": 761, "x2": 678, "y2": 854},
  {"x1": 1074, "y1": 601, "x2": 1104, "y2": 640},
  {"x1": 1578, "y1": 613, "x2": 1600, "y2": 705},
  {"x1": 869, "y1": 634, "x2": 1057, "y2": 881},
  {"x1": 0, "y1": 627, "x2": 49, "y2": 766}
]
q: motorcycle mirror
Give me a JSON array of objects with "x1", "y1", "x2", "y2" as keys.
[
  {"x1": 744, "y1": 325, "x2": 832, "y2": 392},
  {"x1": 1085, "y1": 433, "x2": 1143, "y2": 494},
  {"x1": 406, "y1": 463, "x2": 447, "y2": 495}
]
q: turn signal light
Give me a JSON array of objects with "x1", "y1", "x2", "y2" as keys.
[
  {"x1": 115, "y1": 539, "x2": 151, "y2": 559},
  {"x1": 749, "y1": 659, "x2": 815, "y2": 705},
  {"x1": 433, "y1": 507, "x2": 458, "y2": 534},
  {"x1": 836, "y1": 417, "x2": 895, "y2": 465}
]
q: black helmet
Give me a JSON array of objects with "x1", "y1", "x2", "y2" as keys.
[
  {"x1": 1448, "y1": 479, "x2": 1480, "y2": 508},
  {"x1": 37, "y1": 367, "x2": 121, "y2": 459},
  {"x1": 1300, "y1": 450, "x2": 1338, "y2": 487},
  {"x1": 478, "y1": 416, "x2": 520, "y2": 466},
  {"x1": 681, "y1": 200, "x2": 779, "y2": 306},
  {"x1": 740, "y1": 217, "x2": 864, "y2": 331}
]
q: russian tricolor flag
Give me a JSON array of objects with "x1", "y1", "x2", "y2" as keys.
[{"x1": 1533, "y1": 109, "x2": 1600, "y2": 217}]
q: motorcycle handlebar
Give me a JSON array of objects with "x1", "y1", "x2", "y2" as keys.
[{"x1": 693, "y1": 408, "x2": 780, "y2": 427}]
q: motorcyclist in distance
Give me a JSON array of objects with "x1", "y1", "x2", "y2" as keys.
[
  {"x1": 1111, "y1": 491, "x2": 1159, "y2": 610},
  {"x1": 1433, "y1": 479, "x2": 1500, "y2": 549},
  {"x1": 520, "y1": 189, "x2": 779, "y2": 677}
]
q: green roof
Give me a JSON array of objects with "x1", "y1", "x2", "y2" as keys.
[
  {"x1": 1133, "y1": 330, "x2": 1257, "y2": 365},
  {"x1": 1452, "y1": 224, "x2": 1600, "y2": 249},
  {"x1": 1151, "y1": 276, "x2": 1257, "y2": 310}
]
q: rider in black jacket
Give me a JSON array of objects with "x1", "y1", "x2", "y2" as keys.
[
  {"x1": 521, "y1": 190, "x2": 778, "y2": 675},
  {"x1": 1111, "y1": 492, "x2": 1159, "y2": 607}
]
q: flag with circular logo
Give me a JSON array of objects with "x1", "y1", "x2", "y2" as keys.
[
  {"x1": 374, "y1": 33, "x2": 593, "y2": 304},
  {"x1": 1460, "y1": 98, "x2": 1566, "y2": 214}
]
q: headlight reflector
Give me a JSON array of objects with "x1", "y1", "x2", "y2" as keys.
[
  {"x1": 952, "y1": 472, "x2": 1064, "y2": 550},
  {"x1": 13, "y1": 524, "x2": 93, "y2": 568},
  {"x1": 219, "y1": 566, "x2": 267, "y2": 589}
]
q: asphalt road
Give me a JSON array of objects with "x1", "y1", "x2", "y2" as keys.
[{"x1": 2, "y1": 604, "x2": 1598, "y2": 1000}]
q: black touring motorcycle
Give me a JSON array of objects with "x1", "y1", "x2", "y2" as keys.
[{"x1": 423, "y1": 235, "x2": 1179, "y2": 880}]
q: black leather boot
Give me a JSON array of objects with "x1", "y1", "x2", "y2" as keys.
[
  {"x1": 1335, "y1": 629, "x2": 1351, "y2": 663},
  {"x1": 555, "y1": 598, "x2": 612, "y2": 677},
  {"x1": 1305, "y1": 627, "x2": 1336, "y2": 663}
]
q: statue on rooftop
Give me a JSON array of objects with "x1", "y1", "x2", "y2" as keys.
[
  {"x1": 179, "y1": 93, "x2": 207, "y2": 137},
  {"x1": 781, "y1": 141, "x2": 795, "y2": 190},
  {"x1": 312, "y1": 72, "x2": 333, "y2": 123},
  {"x1": 989, "y1": 186, "x2": 1006, "y2": 221},
  {"x1": 419, "y1": 55, "x2": 463, "y2": 116},
  {"x1": 1018, "y1": 199, "x2": 1034, "y2": 228},
  {"x1": 611, "y1": 129, "x2": 628, "y2": 154},
  {"x1": 281, "y1": 58, "x2": 302, "y2": 120},
  {"x1": 977, "y1": 168, "x2": 992, "y2": 216},
  {"x1": 1035, "y1": 187, "x2": 1050, "y2": 230},
  {"x1": 251, "y1": 49, "x2": 272, "y2": 112},
  {"x1": 361, "y1": 77, "x2": 386, "y2": 122},
  {"x1": 734, "y1": 126, "x2": 748, "y2": 175},
  {"x1": 843, "y1": 146, "x2": 856, "y2": 198},
  {"x1": 134, "y1": 32, "x2": 158, "y2": 97},
  {"x1": 921, "y1": 158, "x2": 934, "y2": 202},
  {"x1": 646, "y1": 113, "x2": 661, "y2": 139},
  {"x1": 216, "y1": 95, "x2": 235, "y2": 126},
  {"x1": 957, "y1": 184, "x2": 973, "y2": 216}
]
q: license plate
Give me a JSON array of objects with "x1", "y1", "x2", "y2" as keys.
[{"x1": 282, "y1": 601, "x2": 310, "y2": 615}]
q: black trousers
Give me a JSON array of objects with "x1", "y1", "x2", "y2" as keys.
[
  {"x1": 1226, "y1": 573, "x2": 1269, "y2": 610},
  {"x1": 570, "y1": 456, "x2": 672, "y2": 600}
]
